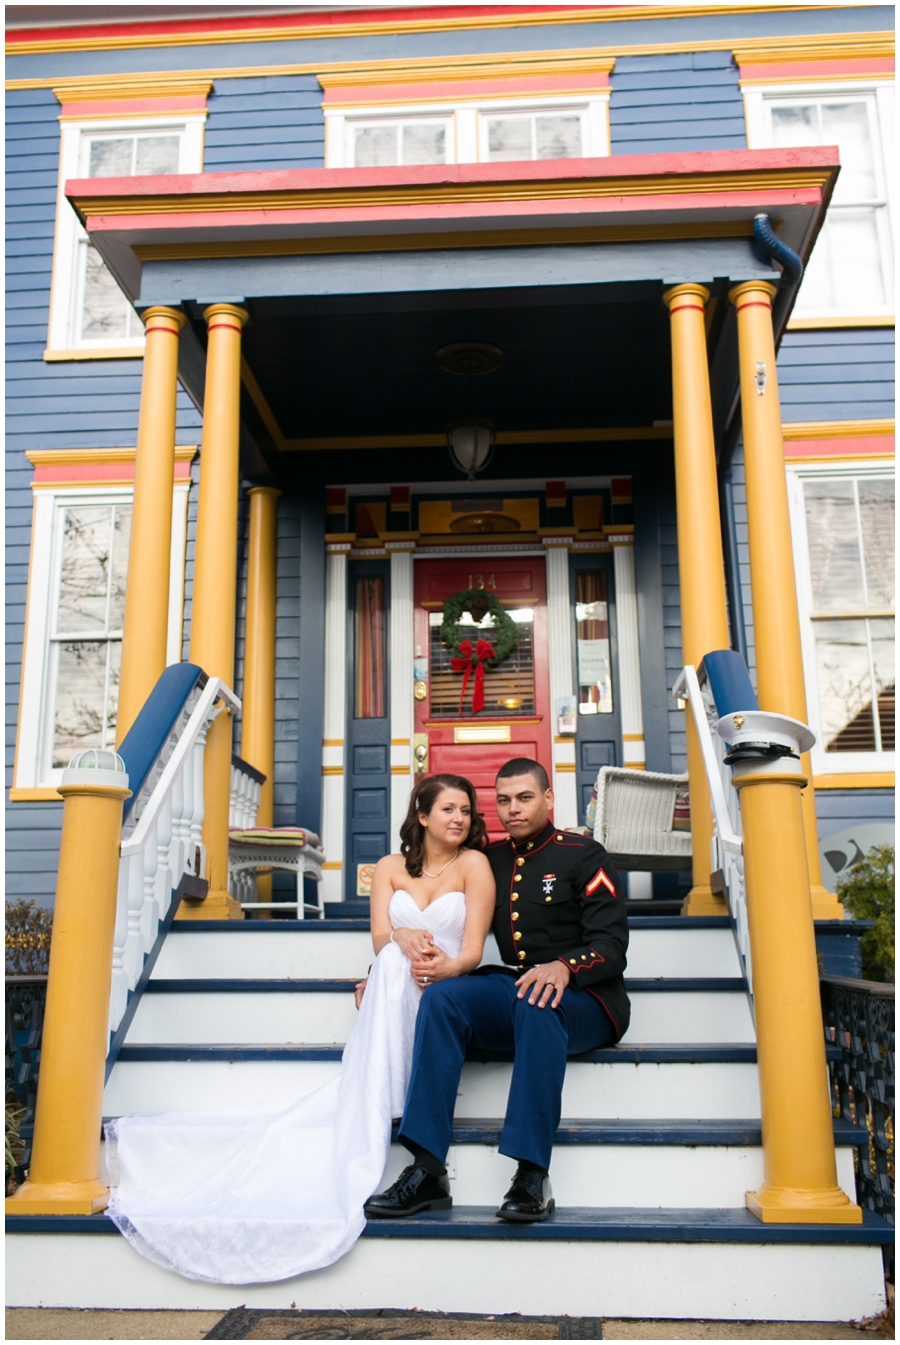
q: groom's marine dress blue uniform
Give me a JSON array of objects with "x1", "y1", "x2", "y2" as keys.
[{"x1": 399, "y1": 821, "x2": 630, "y2": 1171}]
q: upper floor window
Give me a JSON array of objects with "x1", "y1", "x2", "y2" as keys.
[
  {"x1": 331, "y1": 96, "x2": 608, "y2": 169},
  {"x1": 789, "y1": 463, "x2": 895, "y2": 773},
  {"x1": 47, "y1": 116, "x2": 204, "y2": 359},
  {"x1": 745, "y1": 85, "x2": 894, "y2": 323}
]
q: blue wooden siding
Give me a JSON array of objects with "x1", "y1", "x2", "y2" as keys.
[
  {"x1": 609, "y1": 52, "x2": 746, "y2": 156},
  {"x1": 5, "y1": 86, "x2": 202, "y2": 908},
  {"x1": 658, "y1": 492, "x2": 687, "y2": 777},
  {"x1": 204, "y1": 76, "x2": 325, "y2": 172},
  {"x1": 777, "y1": 328, "x2": 895, "y2": 423}
]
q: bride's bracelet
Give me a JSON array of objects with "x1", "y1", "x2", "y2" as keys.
[{"x1": 389, "y1": 930, "x2": 397, "y2": 943}]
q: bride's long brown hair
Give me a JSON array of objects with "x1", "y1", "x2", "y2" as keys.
[{"x1": 399, "y1": 774, "x2": 487, "y2": 878}]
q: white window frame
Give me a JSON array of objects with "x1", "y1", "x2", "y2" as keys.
[
  {"x1": 47, "y1": 115, "x2": 205, "y2": 357},
  {"x1": 14, "y1": 481, "x2": 190, "y2": 792},
  {"x1": 787, "y1": 458, "x2": 895, "y2": 776},
  {"x1": 326, "y1": 92, "x2": 610, "y2": 168},
  {"x1": 744, "y1": 81, "x2": 894, "y2": 323}
]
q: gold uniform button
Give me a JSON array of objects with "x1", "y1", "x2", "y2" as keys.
[
  {"x1": 512, "y1": 912, "x2": 519, "y2": 921},
  {"x1": 514, "y1": 874, "x2": 522, "y2": 883},
  {"x1": 557, "y1": 834, "x2": 564, "y2": 841},
  {"x1": 569, "y1": 959, "x2": 577, "y2": 965},
  {"x1": 511, "y1": 893, "x2": 519, "y2": 902},
  {"x1": 516, "y1": 857, "x2": 525, "y2": 868},
  {"x1": 527, "y1": 842, "x2": 534, "y2": 850},
  {"x1": 514, "y1": 931, "x2": 522, "y2": 941},
  {"x1": 518, "y1": 951, "x2": 527, "y2": 960},
  {"x1": 545, "y1": 896, "x2": 552, "y2": 903}
]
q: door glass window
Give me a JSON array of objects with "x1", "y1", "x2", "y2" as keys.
[
  {"x1": 428, "y1": 607, "x2": 535, "y2": 716},
  {"x1": 803, "y1": 475, "x2": 894, "y2": 754},
  {"x1": 575, "y1": 572, "x2": 613, "y2": 713},
  {"x1": 354, "y1": 577, "x2": 387, "y2": 718}
]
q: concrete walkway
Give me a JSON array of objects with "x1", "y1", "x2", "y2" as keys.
[{"x1": 5, "y1": 1309, "x2": 893, "y2": 1340}]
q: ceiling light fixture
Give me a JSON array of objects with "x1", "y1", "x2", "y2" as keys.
[{"x1": 435, "y1": 341, "x2": 506, "y2": 480}]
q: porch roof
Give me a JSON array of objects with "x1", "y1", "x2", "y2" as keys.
[{"x1": 66, "y1": 148, "x2": 839, "y2": 486}]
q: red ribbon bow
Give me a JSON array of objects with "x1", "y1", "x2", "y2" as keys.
[{"x1": 450, "y1": 638, "x2": 495, "y2": 714}]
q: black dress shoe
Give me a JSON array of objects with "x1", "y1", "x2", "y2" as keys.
[
  {"x1": 364, "y1": 1163, "x2": 452, "y2": 1218},
  {"x1": 497, "y1": 1163, "x2": 555, "y2": 1223}
]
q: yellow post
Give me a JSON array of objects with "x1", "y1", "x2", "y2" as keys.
[
  {"x1": 7, "y1": 753, "x2": 131, "y2": 1215},
  {"x1": 242, "y1": 486, "x2": 281, "y2": 912},
  {"x1": 117, "y1": 306, "x2": 187, "y2": 743},
  {"x1": 664, "y1": 284, "x2": 731, "y2": 915},
  {"x1": 729, "y1": 748, "x2": 861, "y2": 1224},
  {"x1": 183, "y1": 303, "x2": 249, "y2": 921},
  {"x1": 729, "y1": 281, "x2": 842, "y2": 918}
]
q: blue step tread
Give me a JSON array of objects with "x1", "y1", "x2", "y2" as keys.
[
  {"x1": 169, "y1": 916, "x2": 734, "y2": 932},
  {"x1": 115, "y1": 1042, "x2": 839, "y2": 1064},
  {"x1": 143, "y1": 977, "x2": 747, "y2": 994},
  {"x1": 7, "y1": 1207, "x2": 892, "y2": 1244}
]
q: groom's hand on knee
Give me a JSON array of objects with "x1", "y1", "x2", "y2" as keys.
[{"x1": 515, "y1": 962, "x2": 572, "y2": 1009}]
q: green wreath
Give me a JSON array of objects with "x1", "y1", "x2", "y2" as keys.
[{"x1": 440, "y1": 588, "x2": 519, "y2": 667}]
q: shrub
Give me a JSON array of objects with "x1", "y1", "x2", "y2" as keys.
[
  {"x1": 6, "y1": 1099, "x2": 25, "y2": 1193},
  {"x1": 5, "y1": 899, "x2": 53, "y2": 975},
  {"x1": 836, "y1": 845, "x2": 895, "y2": 983}
]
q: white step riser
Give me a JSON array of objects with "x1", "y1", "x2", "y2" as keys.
[
  {"x1": 104, "y1": 1059, "x2": 761, "y2": 1120},
  {"x1": 6, "y1": 1234, "x2": 885, "y2": 1320},
  {"x1": 128, "y1": 990, "x2": 754, "y2": 1045},
  {"x1": 95, "y1": 1139, "x2": 855, "y2": 1211},
  {"x1": 152, "y1": 928, "x2": 743, "y2": 981}
]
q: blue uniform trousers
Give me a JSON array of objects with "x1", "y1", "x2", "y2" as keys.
[{"x1": 398, "y1": 971, "x2": 616, "y2": 1171}]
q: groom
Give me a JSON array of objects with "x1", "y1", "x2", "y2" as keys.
[{"x1": 365, "y1": 758, "x2": 630, "y2": 1223}]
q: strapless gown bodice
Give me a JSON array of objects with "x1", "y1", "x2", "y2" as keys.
[{"x1": 105, "y1": 885, "x2": 471, "y2": 1285}]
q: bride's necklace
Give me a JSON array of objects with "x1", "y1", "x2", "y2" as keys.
[{"x1": 421, "y1": 848, "x2": 460, "y2": 879}]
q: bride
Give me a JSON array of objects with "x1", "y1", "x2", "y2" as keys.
[{"x1": 105, "y1": 773, "x2": 495, "y2": 1285}]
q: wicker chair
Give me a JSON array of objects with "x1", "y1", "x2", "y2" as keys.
[
  {"x1": 228, "y1": 827, "x2": 326, "y2": 919},
  {"x1": 591, "y1": 767, "x2": 692, "y2": 872}
]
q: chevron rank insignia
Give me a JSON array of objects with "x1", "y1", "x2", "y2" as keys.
[{"x1": 586, "y1": 867, "x2": 616, "y2": 897}]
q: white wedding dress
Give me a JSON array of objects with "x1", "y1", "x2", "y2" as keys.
[{"x1": 105, "y1": 889, "x2": 468, "y2": 1284}]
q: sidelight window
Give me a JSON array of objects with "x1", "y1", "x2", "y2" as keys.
[
  {"x1": 575, "y1": 572, "x2": 613, "y2": 714},
  {"x1": 354, "y1": 576, "x2": 388, "y2": 718}
]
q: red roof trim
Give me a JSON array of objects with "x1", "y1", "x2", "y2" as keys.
[{"x1": 6, "y1": 6, "x2": 583, "y2": 47}]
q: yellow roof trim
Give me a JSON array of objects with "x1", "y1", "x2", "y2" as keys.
[
  {"x1": 6, "y1": 6, "x2": 839, "y2": 57},
  {"x1": 781, "y1": 419, "x2": 894, "y2": 441},
  {"x1": 27, "y1": 445, "x2": 198, "y2": 466},
  {"x1": 52, "y1": 75, "x2": 214, "y2": 104}
]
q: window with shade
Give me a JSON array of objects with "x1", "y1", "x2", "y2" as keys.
[
  {"x1": 758, "y1": 91, "x2": 893, "y2": 319},
  {"x1": 575, "y1": 572, "x2": 613, "y2": 714},
  {"x1": 48, "y1": 502, "x2": 132, "y2": 770},
  {"x1": 354, "y1": 577, "x2": 387, "y2": 718},
  {"x1": 790, "y1": 467, "x2": 894, "y2": 769}
]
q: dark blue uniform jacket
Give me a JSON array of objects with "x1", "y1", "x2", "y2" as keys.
[{"x1": 484, "y1": 820, "x2": 631, "y2": 1041}]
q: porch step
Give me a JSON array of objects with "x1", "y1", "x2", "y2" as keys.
[
  {"x1": 6, "y1": 1210, "x2": 890, "y2": 1319},
  {"x1": 130, "y1": 977, "x2": 754, "y2": 1045},
  {"x1": 154, "y1": 916, "x2": 742, "y2": 981}
]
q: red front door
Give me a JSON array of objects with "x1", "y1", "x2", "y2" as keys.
[{"x1": 413, "y1": 557, "x2": 552, "y2": 839}]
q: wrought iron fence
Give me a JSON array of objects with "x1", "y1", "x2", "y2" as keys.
[
  {"x1": 5, "y1": 975, "x2": 47, "y2": 1184},
  {"x1": 821, "y1": 973, "x2": 894, "y2": 1246}
]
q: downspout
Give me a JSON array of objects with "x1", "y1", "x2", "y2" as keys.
[{"x1": 752, "y1": 213, "x2": 804, "y2": 343}]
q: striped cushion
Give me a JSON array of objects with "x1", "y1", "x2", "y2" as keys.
[{"x1": 229, "y1": 827, "x2": 322, "y2": 850}]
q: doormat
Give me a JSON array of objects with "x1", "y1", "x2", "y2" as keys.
[{"x1": 205, "y1": 1308, "x2": 603, "y2": 1340}]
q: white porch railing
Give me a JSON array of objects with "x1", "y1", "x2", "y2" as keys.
[
  {"x1": 673, "y1": 662, "x2": 753, "y2": 1006},
  {"x1": 109, "y1": 674, "x2": 240, "y2": 1047}
]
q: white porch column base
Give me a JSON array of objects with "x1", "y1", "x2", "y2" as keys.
[
  {"x1": 321, "y1": 546, "x2": 348, "y2": 902},
  {"x1": 388, "y1": 543, "x2": 415, "y2": 849},
  {"x1": 544, "y1": 540, "x2": 578, "y2": 830},
  {"x1": 611, "y1": 536, "x2": 646, "y2": 772}
]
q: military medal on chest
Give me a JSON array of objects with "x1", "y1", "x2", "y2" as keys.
[{"x1": 542, "y1": 873, "x2": 556, "y2": 896}]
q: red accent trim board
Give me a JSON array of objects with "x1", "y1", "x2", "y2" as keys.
[
  {"x1": 784, "y1": 435, "x2": 894, "y2": 461},
  {"x1": 32, "y1": 460, "x2": 193, "y2": 485},
  {"x1": 59, "y1": 96, "x2": 208, "y2": 119},
  {"x1": 740, "y1": 58, "x2": 894, "y2": 83},
  {"x1": 7, "y1": 7, "x2": 579, "y2": 47}
]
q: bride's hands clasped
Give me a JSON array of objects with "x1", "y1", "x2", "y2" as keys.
[
  {"x1": 409, "y1": 945, "x2": 459, "y2": 987},
  {"x1": 390, "y1": 927, "x2": 435, "y2": 961}
]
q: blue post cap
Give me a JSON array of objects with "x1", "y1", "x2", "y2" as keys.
[{"x1": 699, "y1": 650, "x2": 760, "y2": 717}]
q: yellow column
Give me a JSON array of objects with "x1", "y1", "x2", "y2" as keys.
[
  {"x1": 184, "y1": 304, "x2": 249, "y2": 921},
  {"x1": 117, "y1": 306, "x2": 187, "y2": 743},
  {"x1": 242, "y1": 486, "x2": 281, "y2": 912},
  {"x1": 729, "y1": 282, "x2": 841, "y2": 918},
  {"x1": 733, "y1": 754, "x2": 861, "y2": 1224},
  {"x1": 664, "y1": 285, "x2": 731, "y2": 916},
  {"x1": 7, "y1": 756, "x2": 131, "y2": 1215}
]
